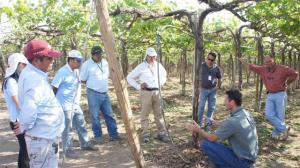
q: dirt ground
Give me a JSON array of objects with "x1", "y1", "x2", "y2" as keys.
[{"x1": 0, "y1": 77, "x2": 300, "y2": 168}]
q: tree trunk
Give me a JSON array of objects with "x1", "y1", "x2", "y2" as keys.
[
  {"x1": 246, "y1": 55, "x2": 251, "y2": 84},
  {"x1": 292, "y1": 51, "x2": 297, "y2": 91},
  {"x1": 0, "y1": 49, "x2": 6, "y2": 78},
  {"x1": 70, "y1": 37, "x2": 77, "y2": 50},
  {"x1": 235, "y1": 29, "x2": 242, "y2": 90},
  {"x1": 217, "y1": 52, "x2": 221, "y2": 68},
  {"x1": 181, "y1": 49, "x2": 187, "y2": 95},
  {"x1": 280, "y1": 44, "x2": 288, "y2": 65},
  {"x1": 256, "y1": 35, "x2": 264, "y2": 111},
  {"x1": 270, "y1": 39, "x2": 275, "y2": 58},
  {"x1": 94, "y1": 1, "x2": 144, "y2": 167},
  {"x1": 297, "y1": 52, "x2": 300, "y2": 89},
  {"x1": 230, "y1": 54, "x2": 235, "y2": 88},
  {"x1": 121, "y1": 39, "x2": 129, "y2": 77},
  {"x1": 192, "y1": 8, "x2": 217, "y2": 147},
  {"x1": 235, "y1": 24, "x2": 251, "y2": 90},
  {"x1": 288, "y1": 48, "x2": 293, "y2": 68}
]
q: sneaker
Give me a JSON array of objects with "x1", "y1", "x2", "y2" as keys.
[
  {"x1": 156, "y1": 133, "x2": 170, "y2": 143},
  {"x1": 280, "y1": 126, "x2": 290, "y2": 141},
  {"x1": 95, "y1": 137, "x2": 104, "y2": 144},
  {"x1": 81, "y1": 144, "x2": 98, "y2": 151},
  {"x1": 271, "y1": 134, "x2": 280, "y2": 140},
  {"x1": 109, "y1": 135, "x2": 122, "y2": 141},
  {"x1": 65, "y1": 150, "x2": 79, "y2": 159},
  {"x1": 143, "y1": 135, "x2": 150, "y2": 143}
]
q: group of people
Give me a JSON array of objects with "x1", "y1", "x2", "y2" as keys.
[
  {"x1": 2, "y1": 39, "x2": 170, "y2": 168},
  {"x1": 2, "y1": 38, "x2": 299, "y2": 168},
  {"x1": 186, "y1": 53, "x2": 298, "y2": 167}
]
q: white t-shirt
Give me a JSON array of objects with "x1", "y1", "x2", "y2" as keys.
[{"x1": 3, "y1": 78, "x2": 19, "y2": 122}]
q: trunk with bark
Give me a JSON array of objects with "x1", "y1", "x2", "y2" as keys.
[{"x1": 121, "y1": 39, "x2": 129, "y2": 77}]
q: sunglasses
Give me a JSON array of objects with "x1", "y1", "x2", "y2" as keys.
[
  {"x1": 207, "y1": 58, "x2": 215, "y2": 62},
  {"x1": 74, "y1": 58, "x2": 82, "y2": 63},
  {"x1": 39, "y1": 56, "x2": 54, "y2": 62}
]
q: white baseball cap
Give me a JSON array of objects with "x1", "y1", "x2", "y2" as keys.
[
  {"x1": 5, "y1": 53, "x2": 28, "y2": 78},
  {"x1": 145, "y1": 47, "x2": 157, "y2": 57},
  {"x1": 68, "y1": 50, "x2": 83, "y2": 59}
]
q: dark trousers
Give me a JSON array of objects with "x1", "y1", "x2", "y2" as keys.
[
  {"x1": 10, "y1": 121, "x2": 30, "y2": 168},
  {"x1": 16, "y1": 133, "x2": 30, "y2": 168}
]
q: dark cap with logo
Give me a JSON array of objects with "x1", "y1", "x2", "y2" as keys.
[{"x1": 91, "y1": 46, "x2": 104, "y2": 56}]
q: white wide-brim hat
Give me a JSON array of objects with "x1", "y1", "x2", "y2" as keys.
[{"x1": 5, "y1": 53, "x2": 28, "y2": 78}]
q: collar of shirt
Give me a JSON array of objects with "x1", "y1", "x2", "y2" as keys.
[
  {"x1": 230, "y1": 107, "x2": 244, "y2": 116},
  {"x1": 91, "y1": 58, "x2": 103, "y2": 65},
  {"x1": 66, "y1": 63, "x2": 74, "y2": 73},
  {"x1": 204, "y1": 62, "x2": 217, "y2": 69},
  {"x1": 266, "y1": 64, "x2": 278, "y2": 73},
  {"x1": 27, "y1": 63, "x2": 48, "y2": 80},
  {"x1": 145, "y1": 61, "x2": 157, "y2": 67},
  {"x1": 66, "y1": 63, "x2": 80, "y2": 78}
]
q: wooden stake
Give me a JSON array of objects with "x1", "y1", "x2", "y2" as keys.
[{"x1": 93, "y1": 0, "x2": 144, "y2": 167}]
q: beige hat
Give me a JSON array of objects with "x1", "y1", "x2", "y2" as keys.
[{"x1": 5, "y1": 53, "x2": 28, "y2": 78}]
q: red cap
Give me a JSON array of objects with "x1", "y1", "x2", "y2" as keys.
[{"x1": 24, "y1": 39, "x2": 62, "y2": 60}]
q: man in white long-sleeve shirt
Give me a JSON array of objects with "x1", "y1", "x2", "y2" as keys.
[
  {"x1": 19, "y1": 39, "x2": 64, "y2": 168},
  {"x1": 127, "y1": 47, "x2": 170, "y2": 143}
]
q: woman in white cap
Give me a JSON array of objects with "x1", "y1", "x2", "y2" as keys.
[{"x1": 2, "y1": 53, "x2": 29, "y2": 168}]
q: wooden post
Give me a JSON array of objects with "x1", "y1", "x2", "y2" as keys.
[
  {"x1": 93, "y1": 0, "x2": 144, "y2": 167},
  {"x1": 255, "y1": 35, "x2": 264, "y2": 111}
]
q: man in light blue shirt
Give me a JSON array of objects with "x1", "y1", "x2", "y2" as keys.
[
  {"x1": 18, "y1": 39, "x2": 65, "y2": 168},
  {"x1": 80, "y1": 46, "x2": 120, "y2": 143},
  {"x1": 52, "y1": 50, "x2": 97, "y2": 159}
]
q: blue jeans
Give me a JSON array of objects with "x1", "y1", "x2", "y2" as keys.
[
  {"x1": 198, "y1": 88, "x2": 217, "y2": 126},
  {"x1": 62, "y1": 108, "x2": 90, "y2": 151},
  {"x1": 87, "y1": 88, "x2": 118, "y2": 138},
  {"x1": 265, "y1": 91, "x2": 288, "y2": 136},
  {"x1": 201, "y1": 140, "x2": 254, "y2": 168}
]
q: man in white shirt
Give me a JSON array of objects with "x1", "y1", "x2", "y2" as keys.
[
  {"x1": 18, "y1": 39, "x2": 65, "y2": 168},
  {"x1": 127, "y1": 47, "x2": 170, "y2": 143},
  {"x1": 80, "y1": 46, "x2": 120, "y2": 143}
]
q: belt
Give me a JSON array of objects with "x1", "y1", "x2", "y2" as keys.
[
  {"x1": 201, "y1": 87, "x2": 216, "y2": 90},
  {"x1": 267, "y1": 90, "x2": 285, "y2": 94},
  {"x1": 25, "y1": 134, "x2": 58, "y2": 141},
  {"x1": 143, "y1": 88, "x2": 158, "y2": 91},
  {"x1": 87, "y1": 88, "x2": 107, "y2": 94},
  {"x1": 25, "y1": 134, "x2": 43, "y2": 140}
]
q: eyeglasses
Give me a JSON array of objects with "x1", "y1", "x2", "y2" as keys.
[
  {"x1": 207, "y1": 58, "x2": 215, "y2": 62},
  {"x1": 40, "y1": 56, "x2": 53, "y2": 62},
  {"x1": 74, "y1": 58, "x2": 82, "y2": 63}
]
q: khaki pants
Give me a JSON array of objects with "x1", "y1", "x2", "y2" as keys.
[
  {"x1": 140, "y1": 90, "x2": 166, "y2": 136},
  {"x1": 25, "y1": 136, "x2": 59, "y2": 168}
]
